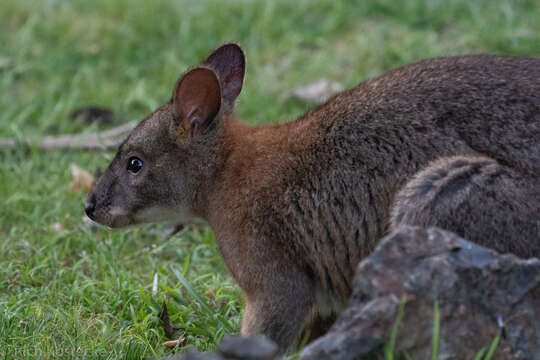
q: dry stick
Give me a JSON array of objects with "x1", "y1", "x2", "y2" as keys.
[{"x1": 0, "y1": 120, "x2": 138, "y2": 151}]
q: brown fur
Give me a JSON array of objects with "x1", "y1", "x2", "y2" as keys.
[{"x1": 86, "y1": 44, "x2": 540, "y2": 352}]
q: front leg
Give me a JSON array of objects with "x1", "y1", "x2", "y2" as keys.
[{"x1": 241, "y1": 270, "x2": 314, "y2": 353}]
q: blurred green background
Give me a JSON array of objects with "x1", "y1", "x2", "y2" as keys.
[{"x1": 0, "y1": 0, "x2": 538, "y2": 358}]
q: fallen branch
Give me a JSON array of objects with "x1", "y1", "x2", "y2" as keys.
[{"x1": 0, "y1": 120, "x2": 137, "y2": 151}]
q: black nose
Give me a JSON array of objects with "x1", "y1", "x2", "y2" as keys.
[{"x1": 85, "y1": 194, "x2": 96, "y2": 219}]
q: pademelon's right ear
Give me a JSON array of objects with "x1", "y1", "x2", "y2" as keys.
[
  {"x1": 172, "y1": 67, "x2": 221, "y2": 139},
  {"x1": 202, "y1": 43, "x2": 245, "y2": 106}
]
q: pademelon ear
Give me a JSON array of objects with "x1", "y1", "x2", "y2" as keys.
[
  {"x1": 202, "y1": 43, "x2": 245, "y2": 106},
  {"x1": 172, "y1": 67, "x2": 221, "y2": 138}
]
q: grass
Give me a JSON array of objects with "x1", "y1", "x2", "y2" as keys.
[
  {"x1": 431, "y1": 300, "x2": 440, "y2": 360},
  {"x1": 385, "y1": 299, "x2": 500, "y2": 360},
  {"x1": 383, "y1": 296, "x2": 407, "y2": 360},
  {"x1": 0, "y1": 0, "x2": 538, "y2": 358}
]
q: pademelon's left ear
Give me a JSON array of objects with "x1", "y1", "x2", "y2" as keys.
[
  {"x1": 202, "y1": 43, "x2": 245, "y2": 106},
  {"x1": 173, "y1": 67, "x2": 221, "y2": 138}
]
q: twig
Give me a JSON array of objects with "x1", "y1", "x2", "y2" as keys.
[{"x1": 0, "y1": 120, "x2": 138, "y2": 151}]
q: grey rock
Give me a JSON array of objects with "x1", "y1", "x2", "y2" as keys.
[
  {"x1": 169, "y1": 348, "x2": 224, "y2": 360},
  {"x1": 169, "y1": 335, "x2": 279, "y2": 360},
  {"x1": 301, "y1": 226, "x2": 540, "y2": 360},
  {"x1": 218, "y1": 335, "x2": 279, "y2": 360}
]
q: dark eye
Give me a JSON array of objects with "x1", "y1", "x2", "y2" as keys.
[{"x1": 127, "y1": 157, "x2": 143, "y2": 174}]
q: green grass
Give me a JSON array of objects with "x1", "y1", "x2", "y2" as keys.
[
  {"x1": 0, "y1": 0, "x2": 538, "y2": 358},
  {"x1": 384, "y1": 299, "x2": 500, "y2": 360}
]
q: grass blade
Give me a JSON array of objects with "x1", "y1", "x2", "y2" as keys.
[
  {"x1": 172, "y1": 266, "x2": 234, "y2": 333},
  {"x1": 384, "y1": 295, "x2": 407, "y2": 360},
  {"x1": 431, "y1": 300, "x2": 440, "y2": 360},
  {"x1": 483, "y1": 333, "x2": 501, "y2": 360},
  {"x1": 473, "y1": 348, "x2": 487, "y2": 360}
]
